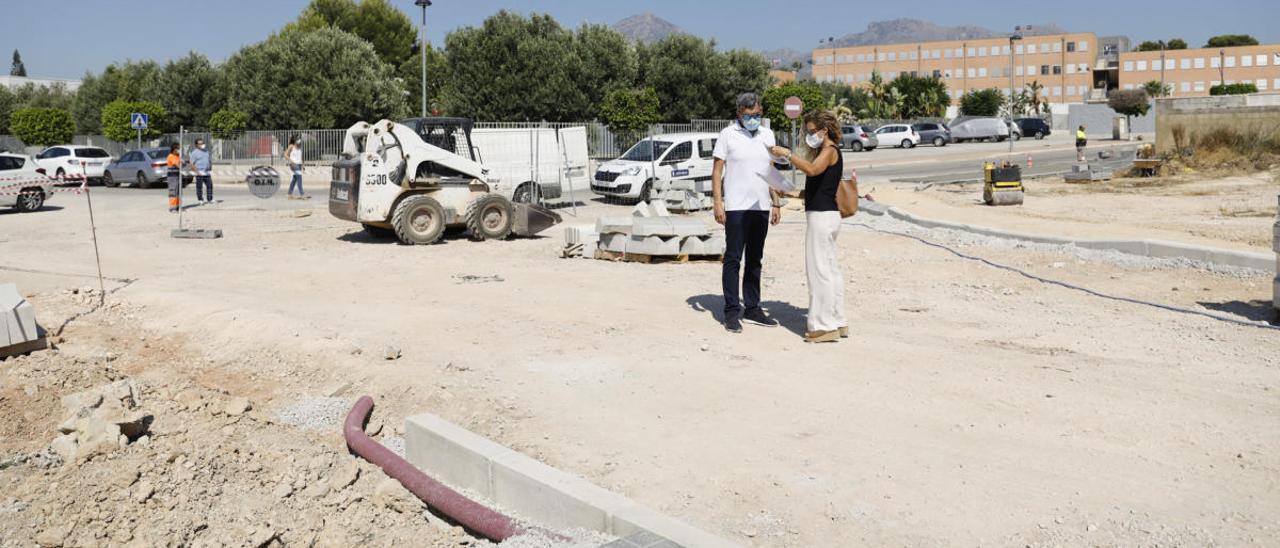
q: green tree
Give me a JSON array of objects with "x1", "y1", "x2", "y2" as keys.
[
  {"x1": 155, "y1": 53, "x2": 222, "y2": 130},
  {"x1": 71, "y1": 61, "x2": 163, "y2": 134},
  {"x1": 1026, "y1": 80, "x2": 1046, "y2": 115},
  {"x1": 636, "y1": 34, "x2": 730, "y2": 121},
  {"x1": 1167, "y1": 38, "x2": 1188, "y2": 50},
  {"x1": 286, "y1": 0, "x2": 416, "y2": 69},
  {"x1": 762, "y1": 82, "x2": 826, "y2": 136},
  {"x1": 720, "y1": 49, "x2": 771, "y2": 116},
  {"x1": 9, "y1": 108, "x2": 74, "y2": 146},
  {"x1": 598, "y1": 88, "x2": 660, "y2": 133},
  {"x1": 958, "y1": 88, "x2": 1005, "y2": 117},
  {"x1": 1136, "y1": 39, "x2": 1189, "y2": 52},
  {"x1": 573, "y1": 23, "x2": 640, "y2": 119},
  {"x1": 10, "y1": 50, "x2": 26, "y2": 77},
  {"x1": 397, "y1": 45, "x2": 449, "y2": 116},
  {"x1": 220, "y1": 27, "x2": 407, "y2": 129},
  {"x1": 0, "y1": 86, "x2": 12, "y2": 134},
  {"x1": 1210, "y1": 82, "x2": 1258, "y2": 95},
  {"x1": 1205, "y1": 34, "x2": 1259, "y2": 48},
  {"x1": 444, "y1": 11, "x2": 588, "y2": 121},
  {"x1": 889, "y1": 74, "x2": 950, "y2": 118},
  {"x1": 858, "y1": 70, "x2": 895, "y2": 119},
  {"x1": 1107, "y1": 89, "x2": 1150, "y2": 129},
  {"x1": 1141, "y1": 80, "x2": 1172, "y2": 98},
  {"x1": 11, "y1": 83, "x2": 76, "y2": 111},
  {"x1": 101, "y1": 100, "x2": 167, "y2": 142},
  {"x1": 208, "y1": 109, "x2": 249, "y2": 139}
]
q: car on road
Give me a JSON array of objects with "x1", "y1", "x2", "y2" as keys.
[
  {"x1": 873, "y1": 124, "x2": 920, "y2": 148},
  {"x1": 912, "y1": 122, "x2": 952, "y2": 147},
  {"x1": 33, "y1": 145, "x2": 112, "y2": 184},
  {"x1": 0, "y1": 152, "x2": 55, "y2": 212},
  {"x1": 591, "y1": 132, "x2": 717, "y2": 202},
  {"x1": 1015, "y1": 118, "x2": 1052, "y2": 140},
  {"x1": 949, "y1": 117, "x2": 1011, "y2": 143},
  {"x1": 104, "y1": 148, "x2": 194, "y2": 188},
  {"x1": 839, "y1": 125, "x2": 878, "y2": 152}
]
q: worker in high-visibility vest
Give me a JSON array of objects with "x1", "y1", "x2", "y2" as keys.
[
  {"x1": 1075, "y1": 125, "x2": 1087, "y2": 162},
  {"x1": 166, "y1": 144, "x2": 182, "y2": 212}
]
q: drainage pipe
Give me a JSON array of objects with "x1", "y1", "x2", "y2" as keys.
[{"x1": 344, "y1": 395, "x2": 542, "y2": 543}]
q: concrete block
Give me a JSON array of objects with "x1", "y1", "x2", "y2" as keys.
[
  {"x1": 404, "y1": 413, "x2": 504, "y2": 501},
  {"x1": 1072, "y1": 163, "x2": 1090, "y2": 173},
  {"x1": 631, "y1": 202, "x2": 655, "y2": 218},
  {"x1": 596, "y1": 216, "x2": 635, "y2": 235},
  {"x1": 1272, "y1": 222, "x2": 1279, "y2": 253},
  {"x1": 627, "y1": 235, "x2": 681, "y2": 256},
  {"x1": 563, "y1": 225, "x2": 598, "y2": 246},
  {"x1": 1, "y1": 284, "x2": 42, "y2": 351},
  {"x1": 631, "y1": 218, "x2": 676, "y2": 237},
  {"x1": 668, "y1": 217, "x2": 710, "y2": 237},
  {"x1": 649, "y1": 200, "x2": 671, "y2": 218},
  {"x1": 1274, "y1": 277, "x2": 1279, "y2": 311},
  {"x1": 488, "y1": 450, "x2": 624, "y2": 532},
  {"x1": 612, "y1": 503, "x2": 742, "y2": 548},
  {"x1": 680, "y1": 234, "x2": 726, "y2": 255},
  {"x1": 600, "y1": 233, "x2": 630, "y2": 253}
]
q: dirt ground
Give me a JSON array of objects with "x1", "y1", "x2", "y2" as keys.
[
  {"x1": 874, "y1": 170, "x2": 1280, "y2": 252},
  {"x1": 1, "y1": 183, "x2": 1279, "y2": 547}
]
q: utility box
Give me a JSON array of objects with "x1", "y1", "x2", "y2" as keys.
[
  {"x1": 1112, "y1": 116, "x2": 1130, "y2": 141},
  {"x1": 1, "y1": 283, "x2": 47, "y2": 359}
]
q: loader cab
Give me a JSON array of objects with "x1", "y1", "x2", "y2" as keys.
[{"x1": 401, "y1": 117, "x2": 477, "y2": 162}]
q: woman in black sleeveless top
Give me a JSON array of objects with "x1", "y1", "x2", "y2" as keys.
[{"x1": 768, "y1": 111, "x2": 848, "y2": 343}]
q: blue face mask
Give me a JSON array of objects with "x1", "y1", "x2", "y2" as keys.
[{"x1": 739, "y1": 114, "x2": 762, "y2": 132}]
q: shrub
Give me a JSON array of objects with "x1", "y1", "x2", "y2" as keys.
[
  {"x1": 958, "y1": 88, "x2": 1005, "y2": 117},
  {"x1": 100, "y1": 100, "x2": 166, "y2": 142},
  {"x1": 1209, "y1": 82, "x2": 1258, "y2": 96},
  {"x1": 9, "y1": 107, "x2": 74, "y2": 147},
  {"x1": 208, "y1": 109, "x2": 249, "y2": 139}
]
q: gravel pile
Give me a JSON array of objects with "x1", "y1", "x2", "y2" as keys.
[{"x1": 274, "y1": 397, "x2": 352, "y2": 431}]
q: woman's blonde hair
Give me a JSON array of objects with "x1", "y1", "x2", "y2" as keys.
[{"x1": 803, "y1": 110, "x2": 841, "y2": 160}]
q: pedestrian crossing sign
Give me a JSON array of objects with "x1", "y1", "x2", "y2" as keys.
[{"x1": 130, "y1": 113, "x2": 149, "y2": 130}]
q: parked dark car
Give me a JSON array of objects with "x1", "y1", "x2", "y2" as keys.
[
  {"x1": 1015, "y1": 118, "x2": 1052, "y2": 140},
  {"x1": 912, "y1": 122, "x2": 952, "y2": 147},
  {"x1": 839, "y1": 125, "x2": 878, "y2": 152}
]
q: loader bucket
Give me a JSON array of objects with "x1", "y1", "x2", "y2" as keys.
[{"x1": 512, "y1": 203, "x2": 562, "y2": 237}]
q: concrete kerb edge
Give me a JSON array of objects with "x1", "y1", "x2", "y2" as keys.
[
  {"x1": 404, "y1": 413, "x2": 742, "y2": 548},
  {"x1": 853, "y1": 203, "x2": 1274, "y2": 271}
]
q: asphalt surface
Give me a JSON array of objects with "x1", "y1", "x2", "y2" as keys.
[{"x1": 853, "y1": 142, "x2": 1142, "y2": 184}]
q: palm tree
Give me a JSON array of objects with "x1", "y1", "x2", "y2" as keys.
[
  {"x1": 1027, "y1": 81, "x2": 1045, "y2": 115},
  {"x1": 1141, "y1": 80, "x2": 1171, "y2": 98}
]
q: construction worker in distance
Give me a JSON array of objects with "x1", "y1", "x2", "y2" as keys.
[
  {"x1": 166, "y1": 143, "x2": 183, "y2": 212},
  {"x1": 1075, "y1": 125, "x2": 1087, "y2": 162}
]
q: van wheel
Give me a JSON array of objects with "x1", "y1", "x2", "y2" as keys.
[
  {"x1": 391, "y1": 194, "x2": 446, "y2": 245},
  {"x1": 466, "y1": 194, "x2": 514, "y2": 241},
  {"x1": 1035, "y1": 131, "x2": 1045, "y2": 140},
  {"x1": 851, "y1": 141, "x2": 863, "y2": 152},
  {"x1": 637, "y1": 180, "x2": 653, "y2": 203},
  {"x1": 16, "y1": 189, "x2": 45, "y2": 212},
  {"x1": 513, "y1": 183, "x2": 540, "y2": 204}
]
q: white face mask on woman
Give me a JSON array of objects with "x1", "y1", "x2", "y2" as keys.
[{"x1": 805, "y1": 132, "x2": 824, "y2": 149}]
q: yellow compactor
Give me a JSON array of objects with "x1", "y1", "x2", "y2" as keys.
[{"x1": 982, "y1": 161, "x2": 1024, "y2": 206}]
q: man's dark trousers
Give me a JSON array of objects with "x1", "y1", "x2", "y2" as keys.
[{"x1": 722, "y1": 209, "x2": 769, "y2": 318}]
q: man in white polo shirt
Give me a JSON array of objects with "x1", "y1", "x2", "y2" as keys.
[{"x1": 712, "y1": 92, "x2": 782, "y2": 333}]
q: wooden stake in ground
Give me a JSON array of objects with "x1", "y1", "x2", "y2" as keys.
[{"x1": 81, "y1": 162, "x2": 106, "y2": 307}]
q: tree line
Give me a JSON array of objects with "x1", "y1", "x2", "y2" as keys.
[{"x1": 2, "y1": 0, "x2": 771, "y2": 146}]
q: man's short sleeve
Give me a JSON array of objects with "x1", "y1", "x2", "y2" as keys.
[{"x1": 712, "y1": 129, "x2": 729, "y2": 160}]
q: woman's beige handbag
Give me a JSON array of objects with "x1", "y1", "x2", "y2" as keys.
[{"x1": 836, "y1": 177, "x2": 859, "y2": 218}]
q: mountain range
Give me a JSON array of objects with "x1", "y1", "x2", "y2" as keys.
[{"x1": 611, "y1": 14, "x2": 1067, "y2": 75}]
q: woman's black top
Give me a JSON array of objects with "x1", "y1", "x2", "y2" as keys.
[{"x1": 804, "y1": 144, "x2": 842, "y2": 212}]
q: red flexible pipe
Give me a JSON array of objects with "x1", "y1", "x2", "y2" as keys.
[{"x1": 344, "y1": 395, "x2": 537, "y2": 542}]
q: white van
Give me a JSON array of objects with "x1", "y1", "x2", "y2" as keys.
[{"x1": 591, "y1": 132, "x2": 718, "y2": 202}]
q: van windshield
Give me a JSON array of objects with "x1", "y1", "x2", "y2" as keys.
[{"x1": 621, "y1": 140, "x2": 672, "y2": 162}]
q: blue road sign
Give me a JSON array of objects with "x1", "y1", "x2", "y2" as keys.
[{"x1": 130, "y1": 113, "x2": 149, "y2": 130}]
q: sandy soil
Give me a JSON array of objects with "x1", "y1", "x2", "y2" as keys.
[
  {"x1": 2, "y1": 185, "x2": 1278, "y2": 547},
  {"x1": 873, "y1": 171, "x2": 1280, "y2": 252}
]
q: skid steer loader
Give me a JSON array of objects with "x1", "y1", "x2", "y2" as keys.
[{"x1": 328, "y1": 119, "x2": 561, "y2": 245}]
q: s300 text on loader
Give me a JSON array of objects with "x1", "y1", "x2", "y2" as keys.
[{"x1": 329, "y1": 119, "x2": 561, "y2": 244}]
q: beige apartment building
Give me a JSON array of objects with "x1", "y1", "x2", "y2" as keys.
[
  {"x1": 812, "y1": 33, "x2": 1099, "y2": 105},
  {"x1": 1118, "y1": 45, "x2": 1280, "y2": 97}
]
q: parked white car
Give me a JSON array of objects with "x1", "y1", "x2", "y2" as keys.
[
  {"x1": 873, "y1": 124, "x2": 920, "y2": 148},
  {"x1": 0, "y1": 152, "x2": 55, "y2": 212},
  {"x1": 33, "y1": 145, "x2": 113, "y2": 183},
  {"x1": 592, "y1": 132, "x2": 718, "y2": 202}
]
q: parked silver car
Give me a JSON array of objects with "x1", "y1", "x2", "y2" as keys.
[
  {"x1": 839, "y1": 125, "x2": 878, "y2": 152},
  {"x1": 103, "y1": 148, "x2": 192, "y2": 188}
]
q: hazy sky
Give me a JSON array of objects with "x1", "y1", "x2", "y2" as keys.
[{"x1": 4, "y1": 0, "x2": 1279, "y2": 79}]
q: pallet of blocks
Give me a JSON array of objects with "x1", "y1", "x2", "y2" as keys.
[{"x1": 561, "y1": 202, "x2": 725, "y2": 262}]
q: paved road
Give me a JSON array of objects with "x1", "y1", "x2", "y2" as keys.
[{"x1": 856, "y1": 143, "x2": 1142, "y2": 184}]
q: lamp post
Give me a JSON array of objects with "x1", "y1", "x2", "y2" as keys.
[
  {"x1": 1009, "y1": 29, "x2": 1023, "y2": 155},
  {"x1": 415, "y1": 0, "x2": 432, "y2": 118}
]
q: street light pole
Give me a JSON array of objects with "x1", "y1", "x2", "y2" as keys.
[
  {"x1": 1009, "y1": 29, "x2": 1023, "y2": 155},
  {"x1": 415, "y1": 0, "x2": 432, "y2": 118}
]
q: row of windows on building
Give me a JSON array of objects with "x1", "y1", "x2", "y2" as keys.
[
  {"x1": 1123, "y1": 53, "x2": 1279, "y2": 72},
  {"x1": 819, "y1": 63, "x2": 1091, "y2": 84},
  {"x1": 1122, "y1": 78, "x2": 1280, "y2": 94},
  {"x1": 815, "y1": 41, "x2": 1089, "y2": 66}
]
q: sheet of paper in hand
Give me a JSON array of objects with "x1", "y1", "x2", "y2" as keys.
[{"x1": 756, "y1": 168, "x2": 796, "y2": 193}]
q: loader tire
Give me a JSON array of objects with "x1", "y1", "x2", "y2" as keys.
[
  {"x1": 391, "y1": 194, "x2": 446, "y2": 245},
  {"x1": 465, "y1": 194, "x2": 514, "y2": 241}
]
